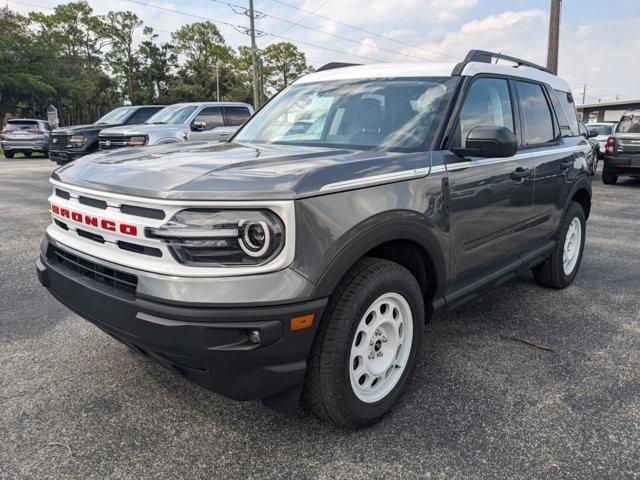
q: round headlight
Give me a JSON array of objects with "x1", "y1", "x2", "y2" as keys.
[{"x1": 240, "y1": 220, "x2": 270, "y2": 257}]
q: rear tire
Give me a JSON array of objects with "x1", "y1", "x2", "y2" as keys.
[
  {"x1": 4, "y1": 151, "x2": 14, "y2": 158},
  {"x1": 23, "y1": 151, "x2": 31, "y2": 157},
  {"x1": 602, "y1": 169, "x2": 618, "y2": 185},
  {"x1": 302, "y1": 257, "x2": 425, "y2": 429},
  {"x1": 533, "y1": 201, "x2": 586, "y2": 289}
]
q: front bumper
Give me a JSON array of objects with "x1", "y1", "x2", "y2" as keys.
[
  {"x1": 37, "y1": 241, "x2": 327, "y2": 413},
  {"x1": 49, "y1": 149, "x2": 85, "y2": 163}
]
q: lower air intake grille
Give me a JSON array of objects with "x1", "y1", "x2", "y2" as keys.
[{"x1": 51, "y1": 246, "x2": 138, "y2": 295}]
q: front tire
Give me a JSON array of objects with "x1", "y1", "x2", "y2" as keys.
[
  {"x1": 602, "y1": 169, "x2": 618, "y2": 185},
  {"x1": 533, "y1": 201, "x2": 586, "y2": 289},
  {"x1": 302, "y1": 258, "x2": 425, "y2": 429},
  {"x1": 23, "y1": 151, "x2": 31, "y2": 157}
]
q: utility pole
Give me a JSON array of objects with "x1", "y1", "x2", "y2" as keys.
[
  {"x1": 546, "y1": 0, "x2": 561, "y2": 74},
  {"x1": 216, "y1": 64, "x2": 220, "y2": 102},
  {"x1": 581, "y1": 84, "x2": 586, "y2": 104},
  {"x1": 249, "y1": 0, "x2": 261, "y2": 110}
]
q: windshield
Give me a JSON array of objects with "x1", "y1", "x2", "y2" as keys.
[
  {"x1": 95, "y1": 107, "x2": 137, "y2": 125},
  {"x1": 587, "y1": 124, "x2": 614, "y2": 135},
  {"x1": 146, "y1": 105, "x2": 198, "y2": 125},
  {"x1": 616, "y1": 115, "x2": 640, "y2": 134},
  {"x1": 234, "y1": 77, "x2": 457, "y2": 151}
]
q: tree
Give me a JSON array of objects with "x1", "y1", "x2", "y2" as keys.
[
  {"x1": 28, "y1": 2, "x2": 114, "y2": 124},
  {"x1": 263, "y1": 42, "x2": 311, "y2": 92},
  {"x1": 171, "y1": 21, "x2": 233, "y2": 100},
  {"x1": 103, "y1": 11, "x2": 143, "y2": 103},
  {"x1": 137, "y1": 28, "x2": 177, "y2": 104}
]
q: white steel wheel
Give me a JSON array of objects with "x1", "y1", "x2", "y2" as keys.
[
  {"x1": 562, "y1": 217, "x2": 582, "y2": 275},
  {"x1": 349, "y1": 292, "x2": 414, "y2": 404}
]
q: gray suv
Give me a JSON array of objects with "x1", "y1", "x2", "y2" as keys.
[
  {"x1": 1, "y1": 119, "x2": 52, "y2": 158},
  {"x1": 98, "y1": 102, "x2": 253, "y2": 150},
  {"x1": 37, "y1": 51, "x2": 593, "y2": 429}
]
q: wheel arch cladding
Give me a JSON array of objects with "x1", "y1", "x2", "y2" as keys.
[
  {"x1": 310, "y1": 219, "x2": 447, "y2": 305},
  {"x1": 567, "y1": 179, "x2": 592, "y2": 219}
]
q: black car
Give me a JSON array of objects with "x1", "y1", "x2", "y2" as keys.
[
  {"x1": 38, "y1": 51, "x2": 593, "y2": 429},
  {"x1": 49, "y1": 105, "x2": 164, "y2": 164},
  {"x1": 602, "y1": 110, "x2": 640, "y2": 184}
]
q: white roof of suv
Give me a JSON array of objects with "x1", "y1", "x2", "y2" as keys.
[{"x1": 296, "y1": 51, "x2": 572, "y2": 93}]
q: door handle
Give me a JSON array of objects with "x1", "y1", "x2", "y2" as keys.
[
  {"x1": 511, "y1": 167, "x2": 531, "y2": 181},
  {"x1": 560, "y1": 160, "x2": 574, "y2": 170}
]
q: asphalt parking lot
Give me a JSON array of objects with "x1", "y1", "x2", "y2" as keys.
[{"x1": 1, "y1": 157, "x2": 639, "y2": 479}]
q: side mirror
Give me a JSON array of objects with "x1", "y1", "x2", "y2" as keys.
[
  {"x1": 587, "y1": 129, "x2": 599, "y2": 138},
  {"x1": 191, "y1": 120, "x2": 207, "y2": 132},
  {"x1": 452, "y1": 126, "x2": 517, "y2": 158}
]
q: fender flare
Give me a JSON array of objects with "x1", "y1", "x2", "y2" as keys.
[
  {"x1": 311, "y1": 219, "x2": 448, "y2": 299},
  {"x1": 564, "y1": 176, "x2": 592, "y2": 218}
]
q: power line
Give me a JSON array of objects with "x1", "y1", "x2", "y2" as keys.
[
  {"x1": 210, "y1": 0, "x2": 435, "y2": 62},
  {"x1": 5, "y1": 0, "x2": 54, "y2": 10},
  {"x1": 267, "y1": 0, "x2": 459, "y2": 61},
  {"x1": 121, "y1": 0, "x2": 386, "y2": 63},
  {"x1": 260, "y1": 0, "x2": 333, "y2": 48}
]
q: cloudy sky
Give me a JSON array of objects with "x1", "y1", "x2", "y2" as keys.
[{"x1": 7, "y1": 0, "x2": 640, "y2": 104}]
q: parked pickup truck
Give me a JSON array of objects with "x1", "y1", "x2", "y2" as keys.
[
  {"x1": 37, "y1": 50, "x2": 592, "y2": 429},
  {"x1": 49, "y1": 105, "x2": 164, "y2": 164},
  {"x1": 98, "y1": 102, "x2": 253, "y2": 150}
]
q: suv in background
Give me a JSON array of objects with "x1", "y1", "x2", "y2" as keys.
[
  {"x1": 37, "y1": 51, "x2": 592, "y2": 429},
  {"x1": 49, "y1": 105, "x2": 164, "y2": 164},
  {"x1": 1, "y1": 119, "x2": 52, "y2": 158},
  {"x1": 602, "y1": 110, "x2": 640, "y2": 184},
  {"x1": 98, "y1": 102, "x2": 254, "y2": 151}
]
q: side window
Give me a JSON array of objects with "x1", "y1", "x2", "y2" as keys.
[
  {"x1": 551, "y1": 89, "x2": 579, "y2": 136},
  {"x1": 516, "y1": 81, "x2": 555, "y2": 145},
  {"x1": 193, "y1": 107, "x2": 224, "y2": 130},
  {"x1": 225, "y1": 107, "x2": 252, "y2": 126},
  {"x1": 452, "y1": 78, "x2": 514, "y2": 148}
]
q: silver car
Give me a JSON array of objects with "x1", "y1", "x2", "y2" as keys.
[
  {"x1": 1, "y1": 119, "x2": 53, "y2": 158},
  {"x1": 585, "y1": 122, "x2": 617, "y2": 158},
  {"x1": 98, "y1": 102, "x2": 254, "y2": 150}
]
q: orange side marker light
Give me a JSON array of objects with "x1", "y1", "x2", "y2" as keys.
[{"x1": 290, "y1": 313, "x2": 315, "y2": 331}]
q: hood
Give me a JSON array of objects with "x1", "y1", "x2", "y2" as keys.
[
  {"x1": 52, "y1": 142, "x2": 430, "y2": 201},
  {"x1": 53, "y1": 123, "x2": 124, "y2": 135}
]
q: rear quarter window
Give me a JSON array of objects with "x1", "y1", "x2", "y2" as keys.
[{"x1": 551, "y1": 89, "x2": 579, "y2": 136}]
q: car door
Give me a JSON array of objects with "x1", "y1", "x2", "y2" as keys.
[
  {"x1": 518, "y1": 82, "x2": 584, "y2": 241},
  {"x1": 446, "y1": 76, "x2": 535, "y2": 285},
  {"x1": 187, "y1": 106, "x2": 226, "y2": 141}
]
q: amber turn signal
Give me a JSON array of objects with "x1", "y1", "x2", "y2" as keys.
[{"x1": 290, "y1": 313, "x2": 314, "y2": 331}]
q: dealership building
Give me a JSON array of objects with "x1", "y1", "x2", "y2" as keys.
[{"x1": 577, "y1": 99, "x2": 640, "y2": 124}]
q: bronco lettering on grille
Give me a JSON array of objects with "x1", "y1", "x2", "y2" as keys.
[{"x1": 50, "y1": 204, "x2": 138, "y2": 236}]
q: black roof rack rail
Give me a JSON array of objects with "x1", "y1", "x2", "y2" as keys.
[
  {"x1": 452, "y1": 50, "x2": 549, "y2": 76},
  {"x1": 315, "y1": 62, "x2": 361, "y2": 72}
]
